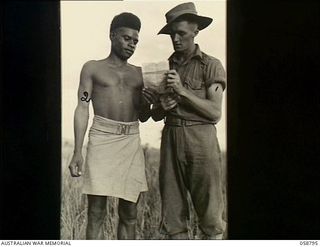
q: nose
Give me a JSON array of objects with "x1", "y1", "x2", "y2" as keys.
[
  {"x1": 128, "y1": 40, "x2": 135, "y2": 49},
  {"x1": 171, "y1": 34, "x2": 180, "y2": 43}
]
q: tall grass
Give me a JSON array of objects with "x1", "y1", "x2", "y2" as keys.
[{"x1": 60, "y1": 141, "x2": 227, "y2": 240}]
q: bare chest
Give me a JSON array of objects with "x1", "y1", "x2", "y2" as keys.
[{"x1": 93, "y1": 67, "x2": 142, "y2": 89}]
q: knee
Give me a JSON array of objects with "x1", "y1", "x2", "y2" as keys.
[
  {"x1": 118, "y1": 205, "x2": 137, "y2": 225},
  {"x1": 87, "y1": 206, "x2": 106, "y2": 222},
  {"x1": 199, "y1": 218, "x2": 225, "y2": 237}
]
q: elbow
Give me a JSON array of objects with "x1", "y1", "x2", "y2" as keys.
[
  {"x1": 152, "y1": 115, "x2": 164, "y2": 122},
  {"x1": 139, "y1": 116, "x2": 149, "y2": 123},
  {"x1": 208, "y1": 109, "x2": 221, "y2": 123},
  {"x1": 139, "y1": 112, "x2": 150, "y2": 122},
  {"x1": 75, "y1": 105, "x2": 89, "y2": 119}
]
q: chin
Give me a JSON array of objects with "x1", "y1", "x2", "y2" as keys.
[
  {"x1": 174, "y1": 47, "x2": 184, "y2": 52},
  {"x1": 119, "y1": 54, "x2": 131, "y2": 61},
  {"x1": 124, "y1": 53, "x2": 133, "y2": 59}
]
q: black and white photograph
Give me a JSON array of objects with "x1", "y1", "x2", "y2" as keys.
[
  {"x1": 1, "y1": 0, "x2": 319, "y2": 243},
  {"x1": 61, "y1": 0, "x2": 227, "y2": 240}
]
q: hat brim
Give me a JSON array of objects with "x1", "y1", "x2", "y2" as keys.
[{"x1": 158, "y1": 14, "x2": 213, "y2": 35}]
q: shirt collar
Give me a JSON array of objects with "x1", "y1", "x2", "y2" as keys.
[{"x1": 169, "y1": 44, "x2": 203, "y2": 64}]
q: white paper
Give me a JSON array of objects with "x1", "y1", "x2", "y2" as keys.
[{"x1": 142, "y1": 61, "x2": 169, "y2": 94}]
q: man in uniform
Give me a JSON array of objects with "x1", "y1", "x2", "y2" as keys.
[
  {"x1": 146, "y1": 2, "x2": 227, "y2": 240},
  {"x1": 68, "y1": 12, "x2": 153, "y2": 240}
]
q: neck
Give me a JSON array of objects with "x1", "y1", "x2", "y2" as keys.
[
  {"x1": 175, "y1": 43, "x2": 196, "y2": 63},
  {"x1": 107, "y1": 52, "x2": 128, "y2": 67}
]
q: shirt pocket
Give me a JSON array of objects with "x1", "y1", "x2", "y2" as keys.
[{"x1": 184, "y1": 77, "x2": 206, "y2": 98}]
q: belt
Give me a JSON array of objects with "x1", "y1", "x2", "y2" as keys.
[
  {"x1": 164, "y1": 116, "x2": 213, "y2": 127},
  {"x1": 91, "y1": 116, "x2": 139, "y2": 135}
]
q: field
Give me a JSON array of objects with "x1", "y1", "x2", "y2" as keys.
[{"x1": 60, "y1": 140, "x2": 227, "y2": 240}]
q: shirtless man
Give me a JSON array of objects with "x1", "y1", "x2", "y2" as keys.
[{"x1": 68, "y1": 13, "x2": 153, "y2": 240}]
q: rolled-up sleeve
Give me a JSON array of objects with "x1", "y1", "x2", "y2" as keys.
[{"x1": 205, "y1": 59, "x2": 227, "y2": 91}]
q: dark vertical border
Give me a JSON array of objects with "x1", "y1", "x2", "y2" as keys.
[
  {"x1": 1, "y1": 1, "x2": 61, "y2": 239},
  {"x1": 227, "y1": 1, "x2": 320, "y2": 239},
  {"x1": 0, "y1": 1, "x2": 3, "y2": 238},
  {"x1": 1, "y1": 0, "x2": 320, "y2": 240}
]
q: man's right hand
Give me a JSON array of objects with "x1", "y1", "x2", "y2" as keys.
[
  {"x1": 68, "y1": 153, "x2": 83, "y2": 177},
  {"x1": 160, "y1": 93, "x2": 179, "y2": 111}
]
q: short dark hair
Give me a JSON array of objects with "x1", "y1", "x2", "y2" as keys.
[{"x1": 110, "y1": 12, "x2": 141, "y2": 32}]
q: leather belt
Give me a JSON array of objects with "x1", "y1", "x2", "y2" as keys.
[{"x1": 164, "y1": 116, "x2": 213, "y2": 126}]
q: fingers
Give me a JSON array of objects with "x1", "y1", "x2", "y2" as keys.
[
  {"x1": 166, "y1": 100, "x2": 178, "y2": 108},
  {"x1": 170, "y1": 94, "x2": 180, "y2": 102},
  {"x1": 142, "y1": 88, "x2": 159, "y2": 104},
  {"x1": 69, "y1": 160, "x2": 83, "y2": 177},
  {"x1": 143, "y1": 88, "x2": 158, "y2": 98},
  {"x1": 166, "y1": 72, "x2": 182, "y2": 90},
  {"x1": 143, "y1": 87, "x2": 157, "y2": 94},
  {"x1": 166, "y1": 73, "x2": 178, "y2": 80},
  {"x1": 77, "y1": 160, "x2": 83, "y2": 176},
  {"x1": 163, "y1": 87, "x2": 175, "y2": 94},
  {"x1": 160, "y1": 93, "x2": 179, "y2": 101},
  {"x1": 68, "y1": 163, "x2": 79, "y2": 177},
  {"x1": 161, "y1": 100, "x2": 177, "y2": 110},
  {"x1": 166, "y1": 80, "x2": 178, "y2": 87},
  {"x1": 166, "y1": 81, "x2": 182, "y2": 94},
  {"x1": 166, "y1": 69, "x2": 177, "y2": 75},
  {"x1": 160, "y1": 94, "x2": 178, "y2": 111},
  {"x1": 142, "y1": 91, "x2": 154, "y2": 104}
]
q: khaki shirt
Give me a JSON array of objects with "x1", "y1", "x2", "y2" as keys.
[{"x1": 167, "y1": 44, "x2": 226, "y2": 124}]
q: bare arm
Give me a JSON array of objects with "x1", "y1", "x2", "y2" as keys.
[
  {"x1": 139, "y1": 99, "x2": 167, "y2": 122},
  {"x1": 151, "y1": 102, "x2": 166, "y2": 121},
  {"x1": 166, "y1": 69, "x2": 224, "y2": 123},
  {"x1": 69, "y1": 62, "x2": 93, "y2": 177},
  {"x1": 138, "y1": 101, "x2": 167, "y2": 122},
  {"x1": 138, "y1": 100, "x2": 152, "y2": 122},
  {"x1": 140, "y1": 87, "x2": 165, "y2": 122}
]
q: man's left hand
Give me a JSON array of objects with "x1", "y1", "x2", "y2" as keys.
[
  {"x1": 142, "y1": 87, "x2": 160, "y2": 105},
  {"x1": 166, "y1": 70, "x2": 185, "y2": 95}
]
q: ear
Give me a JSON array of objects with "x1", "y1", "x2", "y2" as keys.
[
  {"x1": 189, "y1": 22, "x2": 199, "y2": 38},
  {"x1": 193, "y1": 29, "x2": 199, "y2": 38},
  {"x1": 109, "y1": 31, "x2": 116, "y2": 41}
]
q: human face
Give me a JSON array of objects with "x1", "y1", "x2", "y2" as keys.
[
  {"x1": 110, "y1": 27, "x2": 139, "y2": 60},
  {"x1": 170, "y1": 21, "x2": 198, "y2": 53}
]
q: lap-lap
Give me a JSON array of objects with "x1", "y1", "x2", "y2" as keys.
[{"x1": 82, "y1": 115, "x2": 148, "y2": 203}]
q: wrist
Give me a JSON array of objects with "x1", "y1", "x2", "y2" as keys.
[
  {"x1": 145, "y1": 103, "x2": 152, "y2": 110},
  {"x1": 73, "y1": 150, "x2": 82, "y2": 155},
  {"x1": 179, "y1": 87, "x2": 188, "y2": 97},
  {"x1": 151, "y1": 103, "x2": 164, "y2": 113},
  {"x1": 142, "y1": 99, "x2": 151, "y2": 108}
]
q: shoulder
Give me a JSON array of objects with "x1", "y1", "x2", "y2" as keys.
[
  {"x1": 83, "y1": 59, "x2": 98, "y2": 68},
  {"x1": 201, "y1": 52, "x2": 224, "y2": 68},
  {"x1": 201, "y1": 52, "x2": 226, "y2": 90},
  {"x1": 127, "y1": 63, "x2": 142, "y2": 75},
  {"x1": 128, "y1": 63, "x2": 141, "y2": 71},
  {"x1": 81, "y1": 60, "x2": 98, "y2": 74},
  {"x1": 127, "y1": 64, "x2": 143, "y2": 86}
]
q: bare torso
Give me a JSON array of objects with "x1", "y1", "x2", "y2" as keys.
[{"x1": 89, "y1": 59, "x2": 143, "y2": 122}]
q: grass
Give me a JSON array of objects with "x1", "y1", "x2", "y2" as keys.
[{"x1": 60, "y1": 140, "x2": 227, "y2": 240}]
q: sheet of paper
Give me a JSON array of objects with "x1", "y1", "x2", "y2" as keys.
[{"x1": 142, "y1": 61, "x2": 169, "y2": 94}]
